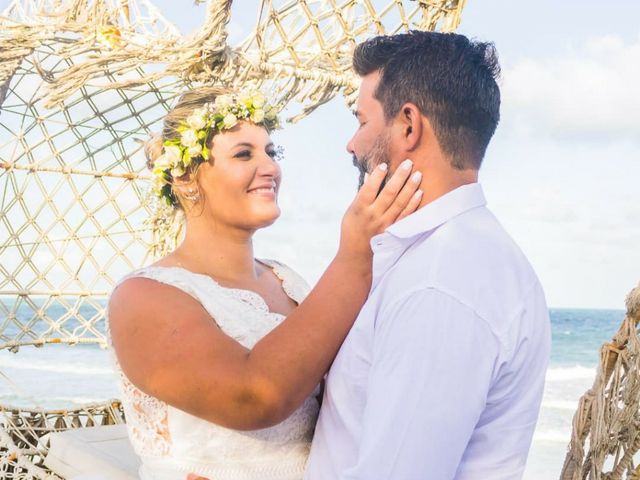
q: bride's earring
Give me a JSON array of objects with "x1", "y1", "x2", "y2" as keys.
[{"x1": 184, "y1": 188, "x2": 200, "y2": 202}]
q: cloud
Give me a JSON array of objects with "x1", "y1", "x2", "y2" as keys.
[
  {"x1": 521, "y1": 187, "x2": 582, "y2": 224},
  {"x1": 510, "y1": 187, "x2": 638, "y2": 250},
  {"x1": 501, "y1": 34, "x2": 640, "y2": 143}
]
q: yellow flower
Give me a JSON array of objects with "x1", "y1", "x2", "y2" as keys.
[
  {"x1": 251, "y1": 92, "x2": 266, "y2": 108},
  {"x1": 238, "y1": 92, "x2": 253, "y2": 108},
  {"x1": 152, "y1": 171, "x2": 166, "y2": 186},
  {"x1": 97, "y1": 26, "x2": 121, "y2": 49}
]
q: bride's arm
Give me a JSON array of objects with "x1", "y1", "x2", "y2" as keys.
[{"x1": 108, "y1": 163, "x2": 422, "y2": 430}]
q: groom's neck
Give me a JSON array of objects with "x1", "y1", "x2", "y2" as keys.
[{"x1": 406, "y1": 150, "x2": 479, "y2": 208}]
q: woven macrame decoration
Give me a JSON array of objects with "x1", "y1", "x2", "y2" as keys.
[{"x1": 562, "y1": 284, "x2": 640, "y2": 480}]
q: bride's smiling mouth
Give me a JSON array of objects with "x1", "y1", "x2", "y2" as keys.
[{"x1": 248, "y1": 182, "x2": 277, "y2": 197}]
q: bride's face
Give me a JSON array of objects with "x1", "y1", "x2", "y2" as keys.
[{"x1": 195, "y1": 121, "x2": 282, "y2": 231}]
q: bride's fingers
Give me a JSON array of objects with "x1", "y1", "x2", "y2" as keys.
[
  {"x1": 372, "y1": 159, "x2": 414, "y2": 213},
  {"x1": 395, "y1": 189, "x2": 423, "y2": 222},
  {"x1": 355, "y1": 162, "x2": 389, "y2": 205},
  {"x1": 380, "y1": 169, "x2": 422, "y2": 224}
]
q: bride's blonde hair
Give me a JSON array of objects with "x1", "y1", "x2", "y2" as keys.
[{"x1": 145, "y1": 87, "x2": 232, "y2": 257}]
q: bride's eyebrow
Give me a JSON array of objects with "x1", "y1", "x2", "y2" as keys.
[{"x1": 232, "y1": 142, "x2": 276, "y2": 149}]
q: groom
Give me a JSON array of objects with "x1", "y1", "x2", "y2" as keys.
[{"x1": 304, "y1": 32, "x2": 551, "y2": 479}]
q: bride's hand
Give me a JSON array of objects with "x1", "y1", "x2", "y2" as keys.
[{"x1": 339, "y1": 159, "x2": 422, "y2": 263}]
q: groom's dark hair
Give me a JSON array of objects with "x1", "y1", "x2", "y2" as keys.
[{"x1": 353, "y1": 31, "x2": 501, "y2": 170}]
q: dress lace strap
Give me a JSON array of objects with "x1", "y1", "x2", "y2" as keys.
[{"x1": 258, "y1": 259, "x2": 311, "y2": 305}]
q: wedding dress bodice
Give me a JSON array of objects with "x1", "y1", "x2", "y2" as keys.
[{"x1": 107, "y1": 261, "x2": 319, "y2": 480}]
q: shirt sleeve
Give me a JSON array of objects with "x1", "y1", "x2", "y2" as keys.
[{"x1": 341, "y1": 287, "x2": 501, "y2": 480}]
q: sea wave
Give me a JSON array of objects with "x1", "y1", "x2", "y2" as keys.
[
  {"x1": 0, "y1": 357, "x2": 115, "y2": 375},
  {"x1": 532, "y1": 428, "x2": 571, "y2": 444},
  {"x1": 0, "y1": 392, "x2": 109, "y2": 406},
  {"x1": 546, "y1": 365, "x2": 595, "y2": 382},
  {"x1": 541, "y1": 399, "x2": 578, "y2": 411},
  {"x1": 44, "y1": 395, "x2": 108, "y2": 405}
]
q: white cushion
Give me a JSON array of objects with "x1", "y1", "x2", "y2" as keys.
[{"x1": 44, "y1": 424, "x2": 141, "y2": 480}]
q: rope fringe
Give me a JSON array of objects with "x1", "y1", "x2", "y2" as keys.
[{"x1": 561, "y1": 284, "x2": 640, "y2": 479}]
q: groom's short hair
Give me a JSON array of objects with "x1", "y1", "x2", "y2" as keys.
[{"x1": 353, "y1": 31, "x2": 501, "y2": 170}]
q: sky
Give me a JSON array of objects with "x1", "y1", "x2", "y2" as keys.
[{"x1": 2, "y1": 0, "x2": 638, "y2": 309}]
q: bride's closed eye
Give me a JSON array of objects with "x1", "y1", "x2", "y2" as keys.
[{"x1": 232, "y1": 145, "x2": 282, "y2": 161}]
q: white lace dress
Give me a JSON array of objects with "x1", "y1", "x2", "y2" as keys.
[{"x1": 107, "y1": 260, "x2": 319, "y2": 480}]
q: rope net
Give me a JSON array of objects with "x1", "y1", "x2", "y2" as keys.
[
  {"x1": 561, "y1": 284, "x2": 640, "y2": 480},
  {"x1": 0, "y1": 0, "x2": 466, "y2": 477}
]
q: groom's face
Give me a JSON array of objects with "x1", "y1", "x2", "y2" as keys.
[{"x1": 347, "y1": 72, "x2": 393, "y2": 189}]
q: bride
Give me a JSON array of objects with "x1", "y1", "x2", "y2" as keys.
[{"x1": 107, "y1": 86, "x2": 423, "y2": 480}]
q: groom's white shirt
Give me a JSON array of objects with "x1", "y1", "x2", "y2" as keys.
[{"x1": 305, "y1": 183, "x2": 551, "y2": 480}]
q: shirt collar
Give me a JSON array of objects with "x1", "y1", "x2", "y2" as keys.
[{"x1": 385, "y1": 182, "x2": 487, "y2": 240}]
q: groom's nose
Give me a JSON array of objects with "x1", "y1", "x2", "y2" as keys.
[{"x1": 346, "y1": 135, "x2": 355, "y2": 156}]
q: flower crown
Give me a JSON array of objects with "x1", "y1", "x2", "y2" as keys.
[{"x1": 152, "y1": 90, "x2": 281, "y2": 206}]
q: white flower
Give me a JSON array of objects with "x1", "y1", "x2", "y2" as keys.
[
  {"x1": 238, "y1": 105, "x2": 250, "y2": 118},
  {"x1": 154, "y1": 153, "x2": 172, "y2": 171},
  {"x1": 181, "y1": 129, "x2": 199, "y2": 148},
  {"x1": 215, "y1": 95, "x2": 231, "y2": 109},
  {"x1": 171, "y1": 165, "x2": 186, "y2": 178},
  {"x1": 163, "y1": 145, "x2": 182, "y2": 167},
  {"x1": 186, "y1": 113, "x2": 207, "y2": 130},
  {"x1": 204, "y1": 102, "x2": 216, "y2": 114},
  {"x1": 188, "y1": 144, "x2": 202, "y2": 157},
  {"x1": 223, "y1": 113, "x2": 238, "y2": 129},
  {"x1": 251, "y1": 92, "x2": 265, "y2": 108},
  {"x1": 251, "y1": 108, "x2": 265, "y2": 123}
]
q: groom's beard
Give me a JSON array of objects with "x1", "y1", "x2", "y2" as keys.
[{"x1": 352, "y1": 132, "x2": 392, "y2": 193}]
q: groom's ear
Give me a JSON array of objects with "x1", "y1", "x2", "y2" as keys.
[{"x1": 396, "y1": 103, "x2": 422, "y2": 152}]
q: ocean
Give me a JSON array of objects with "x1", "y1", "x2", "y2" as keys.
[{"x1": 0, "y1": 305, "x2": 625, "y2": 479}]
